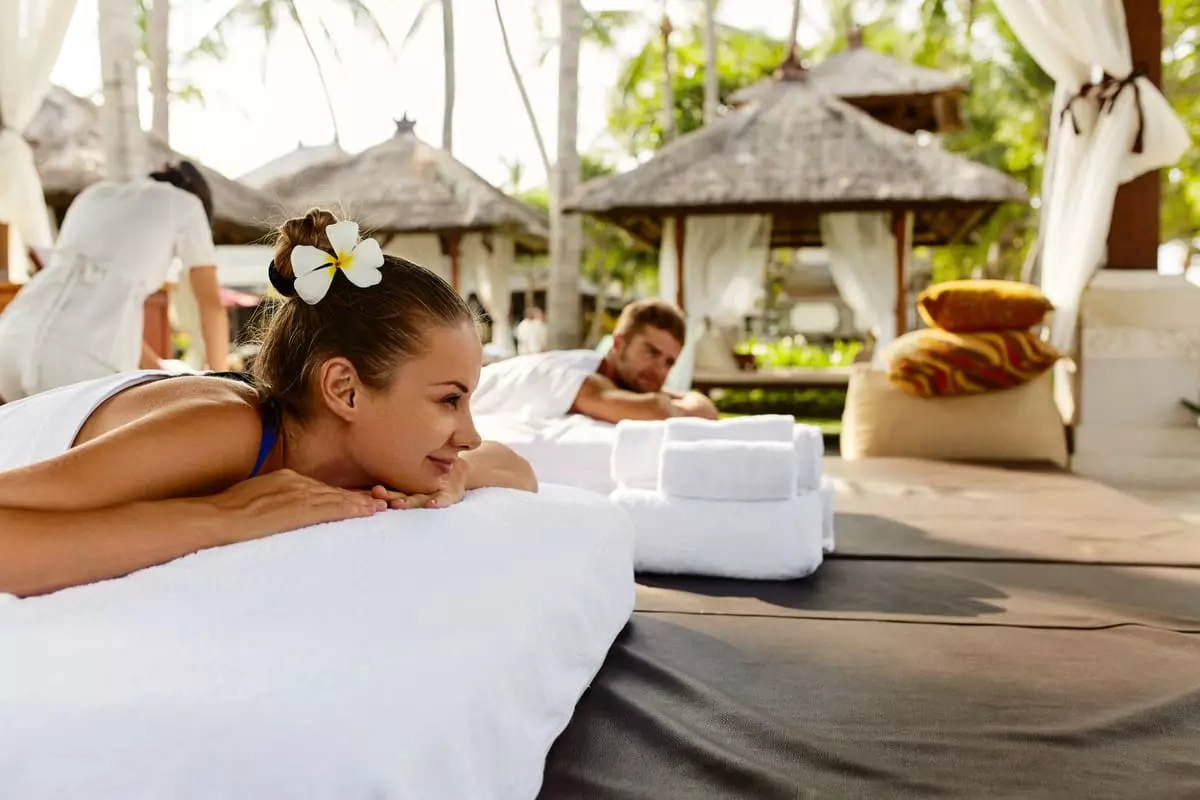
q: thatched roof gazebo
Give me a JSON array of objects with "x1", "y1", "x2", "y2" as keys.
[
  {"x1": 264, "y1": 118, "x2": 550, "y2": 353},
  {"x1": 729, "y1": 31, "x2": 968, "y2": 134},
  {"x1": 25, "y1": 87, "x2": 276, "y2": 245},
  {"x1": 567, "y1": 70, "x2": 1026, "y2": 372}
]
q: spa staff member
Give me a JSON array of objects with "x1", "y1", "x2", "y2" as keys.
[{"x1": 0, "y1": 161, "x2": 230, "y2": 402}]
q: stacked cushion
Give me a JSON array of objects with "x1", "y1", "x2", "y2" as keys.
[{"x1": 882, "y1": 280, "x2": 1060, "y2": 398}]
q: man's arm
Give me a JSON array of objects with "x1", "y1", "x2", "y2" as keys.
[{"x1": 570, "y1": 373, "x2": 683, "y2": 423}]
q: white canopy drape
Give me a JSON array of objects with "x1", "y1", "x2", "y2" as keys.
[
  {"x1": 994, "y1": 0, "x2": 1191, "y2": 350},
  {"x1": 660, "y1": 214, "x2": 772, "y2": 390},
  {"x1": 819, "y1": 212, "x2": 903, "y2": 354},
  {"x1": 0, "y1": 0, "x2": 78, "y2": 266}
]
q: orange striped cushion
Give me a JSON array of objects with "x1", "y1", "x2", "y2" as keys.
[{"x1": 881, "y1": 329, "x2": 1061, "y2": 398}]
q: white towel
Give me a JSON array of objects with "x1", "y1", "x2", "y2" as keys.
[
  {"x1": 819, "y1": 476, "x2": 836, "y2": 553},
  {"x1": 793, "y1": 424, "x2": 824, "y2": 492},
  {"x1": 664, "y1": 414, "x2": 795, "y2": 444},
  {"x1": 611, "y1": 486, "x2": 824, "y2": 580},
  {"x1": 0, "y1": 485, "x2": 635, "y2": 799},
  {"x1": 611, "y1": 419, "x2": 667, "y2": 488},
  {"x1": 658, "y1": 439, "x2": 797, "y2": 501}
]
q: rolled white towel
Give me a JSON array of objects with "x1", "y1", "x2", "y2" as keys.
[
  {"x1": 819, "y1": 476, "x2": 836, "y2": 553},
  {"x1": 611, "y1": 420, "x2": 666, "y2": 488},
  {"x1": 611, "y1": 486, "x2": 824, "y2": 580},
  {"x1": 793, "y1": 424, "x2": 824, "y2": 492},
  {"x1": 658, "y1": 440, "x2": 797, "y2": 501},
  {"x1": 664, "y1": 414, "x2": 794, "y2": 444}
]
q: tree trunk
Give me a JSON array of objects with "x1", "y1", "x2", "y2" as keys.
[
  {"x1": 703, "y1": 0, "x2": 718, "y2": 125},
  {"x1": 441, "y1": 0, "x2": 455, "y2": 152},
  {"x1": 493, "y1": 0, "x2": 550, "y2": 173},
  {"x1": 659, "y1": 7, "x2": 676, "y2": 142},
  {"x1": 289, "y1": 3, "x2": 341, "y2": 146},
  {"x1": 549, "y1": 0, "x2": 584, "y2": 349},
  {"x1": 787, "y1": 0, "x2": 802, "y2": 60},
  {"x1": 585, "y1": 264, "x2": 612, "y2": 347},
  {"x1": 98, "y1": 0, "x2": 145, "y2": 180},
  {"x1": 149, "y1": 0, "x2": 170, "y2": 143}
]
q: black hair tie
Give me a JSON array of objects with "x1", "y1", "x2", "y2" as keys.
[{"x1": 267, "y1": 260, "x2": 298, "y2": 298}]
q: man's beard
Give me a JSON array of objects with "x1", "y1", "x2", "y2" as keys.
[{"x1": 609, "y1": 355, "x2": 644, "y2": 393}]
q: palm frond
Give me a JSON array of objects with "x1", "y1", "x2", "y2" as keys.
[
  {"x1": 341, "y1": 0, "x2": 396, "y2": 53},
  {"x1": 402, "y1": 0, "x2": 440, "y2": 49}
]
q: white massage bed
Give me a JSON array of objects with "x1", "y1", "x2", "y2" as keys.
[{"x1": 0, "y1": 485, "x2": 634, "y2": 799}]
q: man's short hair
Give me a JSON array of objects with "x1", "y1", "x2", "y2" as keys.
[{"x1": 613, "y1": 299, "x2": 686, "y2": 346}]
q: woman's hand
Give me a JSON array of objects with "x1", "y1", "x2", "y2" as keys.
[
  {"x1": 206, "y1": 469, "x2": 387, "y2": 542},
  {"x1": 367, "y1": 458, "x2": 470, "y2": 510}
]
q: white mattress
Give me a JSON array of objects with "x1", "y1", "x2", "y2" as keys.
[
  {"x1": 0, "y1": 485, "x2": 634, "y2": 800},
  {"x1": 474, "y1": 413, "x2": 618, "y2": 496}
]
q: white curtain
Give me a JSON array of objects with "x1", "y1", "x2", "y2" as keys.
[
  {"x1": 0, "y1": 0, "x2": 78, "y2": 268},
  {"x1": 383, "y1": 233, "x2": 448, "y2": 283},
  {"x1": 995, "y1": 0, "x2": 1190, "y2": 350},
  {"x1": 662, "y1": 214, "x2": 772, "y2": 390},
  {"x1": 820, "y1": 212, "x2": 901, "y2": 353}
]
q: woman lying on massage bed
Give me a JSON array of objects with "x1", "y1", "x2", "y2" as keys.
[{"x1": 0, "y1": 209, "x2": 537, "y2": 598}]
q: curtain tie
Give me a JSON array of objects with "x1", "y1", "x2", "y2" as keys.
[
  {"x1": 1058, "y1": 80, "x2": 1098, "y2": 136},
  {"x1": 1098, "y1": 66, "x2": 1148, "y2": 155}
]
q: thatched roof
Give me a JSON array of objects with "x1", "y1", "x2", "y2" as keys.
[
  {"x1": 25, "y1": 87, "x2": 277, "y2": 245},
  {"x1": 730, "y1": 42, "x2": 967, "y2": 134},
  {"x1": 566, "y1": 75, "x2": 1026, "y2": 248},
  {"x1": 263, "y1": 120, "x2": 550, "y2": 254}
]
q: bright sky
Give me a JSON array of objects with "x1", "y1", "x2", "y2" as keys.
[{"x1": 51, "y1": 0, "x2": 846, "y2": 190}]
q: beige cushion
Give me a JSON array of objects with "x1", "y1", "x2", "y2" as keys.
[{"x1": 840, "y1": 367, "x2": 1069, "y2": 467}]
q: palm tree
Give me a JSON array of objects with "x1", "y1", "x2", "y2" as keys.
[
  {"x1": 494, "y1": 0, "x2": 584, "y2": 348},
  {"x1": 402, "y1": 0, "x2": 456, "y2": 152},
  {"x1": 98, "y1": 0, "x2": 145, "y2": 180},
  {"x1": 148, "y1": 0, "x2": 170, "y2": 142},
  {"x1": 703, "y1": 0, "x2": 718, "y2": 124},
  {"x1": 193, "y1": 0, "x2": 393, "y2": 146},
  {"x1": 659, "y1": 3, "x2": 676, "y2": 142}
]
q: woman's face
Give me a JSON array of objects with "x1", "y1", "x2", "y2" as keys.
[{"x1": 349, "y1": 321, "x2": 483, "y2": 494}]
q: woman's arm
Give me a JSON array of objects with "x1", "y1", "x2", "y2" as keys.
[
  {"x1": 188, "y1": 266, "x2": 230, "y2": 371},
  {"x1": 0, "y1": 401, "x2": 382, "y2": 597}
]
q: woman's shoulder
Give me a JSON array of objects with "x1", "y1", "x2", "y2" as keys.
[{"x1": 76, "y1": 374, "x2": 266, "y2": 449}]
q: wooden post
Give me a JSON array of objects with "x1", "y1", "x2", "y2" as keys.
[
  {"x1": 674, "y1": 216, "x2": 686, "y2": 311},
  {"x1": 447, "y1": 234, "x2": 461, "y2": 292},
  {"x1": 0, "y1": 222, "x2": 9, "y2": 282},
  {"x1": 892, "y1": 212, "x2": 908, "y2": 338},
  {"x1": 143, "y1": 290, "x2": 173, "y2": 359},
  {"x1": 1106, "y1": 0, "x2": 1161, "y2": 270}
]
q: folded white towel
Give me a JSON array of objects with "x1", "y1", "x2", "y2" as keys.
[
  {"x1": 611, "y1": 420, "x2": 666, "y2": 488},
  {"x1": 793, "y1": 425, "x2": 824, "y2": 492},
  {"x1": 819, "y1": 476, "x2": 836, "y2": 553},
  {"x1": 611, "y1": 486, "x2": 824, "y2": 580},
  {"x1": 664, "y1": 414, "x2": 794, "y2": 444},
  {"x1": 658, "y1": 439, "x2": 797, "y2": 501}
]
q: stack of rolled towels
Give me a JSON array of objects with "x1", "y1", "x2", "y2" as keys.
[{"x1": 610, "y1": 415, "x2": 835, "y2": 580}]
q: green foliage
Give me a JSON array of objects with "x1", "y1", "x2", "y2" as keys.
[
  {"x1": 734, "y1": 337, "x2": 862, "y2": 369},
  {"x1": 713, "y1": 388, "x2": 847, "y2": 420},
  {"x1": 605, "y1": 24, "x2": 786, "y2": 157},
  {"x1": 1162, "y1": 0, "x2": 1200, "y2": 249}
]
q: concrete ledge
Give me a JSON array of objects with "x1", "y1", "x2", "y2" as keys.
[{"x1": 1071, "y1": 453, "x2": 1200, "y2": 489}]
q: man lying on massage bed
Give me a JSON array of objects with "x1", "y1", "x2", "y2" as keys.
[
  {"x1": 0, "y1": 209, "x2": 537, "y2": 598},
  {"x1": 473, "y1": 298, "x2": 719, "y2": 423}
]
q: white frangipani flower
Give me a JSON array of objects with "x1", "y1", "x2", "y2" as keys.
[{"x1": 290, "y1": 220, "x2": 385, "y2": 305}]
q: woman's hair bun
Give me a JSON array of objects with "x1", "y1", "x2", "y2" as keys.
[{"x1": 272, "y1": 208, "x2": 340, "y2": 281}]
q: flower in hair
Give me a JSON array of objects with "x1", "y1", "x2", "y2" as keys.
[{"x1": 290, "y1": 220, "x2": 385, "y2": 304}]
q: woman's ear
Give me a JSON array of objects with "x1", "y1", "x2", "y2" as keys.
[{"x1": 318, "y1": 357, "x2": 362, "y2": 422}]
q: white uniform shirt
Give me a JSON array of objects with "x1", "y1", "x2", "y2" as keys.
[{"x1": 0, "y1": 179, "x2": 217, "y2": 397}]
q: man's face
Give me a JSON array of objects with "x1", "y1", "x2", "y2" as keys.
[{"x1": 609, "y1": 325, "x2": 682, "y2": 393}]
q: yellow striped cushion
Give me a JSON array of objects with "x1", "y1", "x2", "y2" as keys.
[{"x1": 881, "y1": 329, "x2": 1061, "y2": 398}]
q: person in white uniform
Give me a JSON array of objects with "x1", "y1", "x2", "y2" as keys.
[
  {"x1": 514, "y1": 306, "x2": 548, "y2": 355},
  {"x1": 472, "y1": 299, "x2": 719, "y2": 422},
  {"x1": 0, "y1": 161, "x2": 230, "y2": 402},
  {"x1": 0, "y1": 208, "x2": 536, "y2": 597}
]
